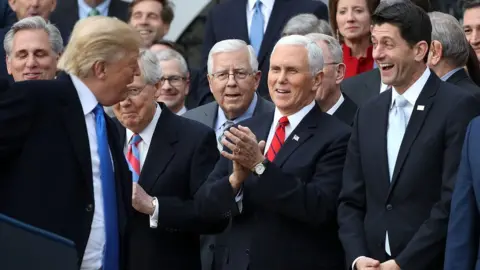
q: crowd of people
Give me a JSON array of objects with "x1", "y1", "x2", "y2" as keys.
[{"x1": 1, "y1": 0, "x2": 480, "y2": 270}]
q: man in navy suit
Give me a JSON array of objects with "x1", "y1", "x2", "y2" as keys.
[
  {"x1": 195, "y1": 35, "x2": 350, "y2": 270},
  {"x1": 196, "y1": 0, "x2": 328, "y2": 107},
  {"x1": 0, "y1": 16, "x2": 142, "y2": 269},
  {"x1": 444, "y1": 116, "x2": 480, "y2": 270}
]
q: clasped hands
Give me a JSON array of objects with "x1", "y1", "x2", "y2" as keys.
[
  {"x1": 220, "y1": 125, "x2": 266, "y2": 191},
  {"x1": 356, "y1": 257, "x2": 400, "y2": 270}
]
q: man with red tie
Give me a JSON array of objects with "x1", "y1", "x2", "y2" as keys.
[{"x1": 195, "y1": 35, "x2": 351, "y2": 270}]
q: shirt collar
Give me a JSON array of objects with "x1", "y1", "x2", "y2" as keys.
[
  {"x1": 440, "y1": 67, "x2": 463, "y2": 81},
  {"x1": 176, "y1": 106, "x2": 187, "y2": 115},
  {"x1": 248, "y1": 0, "x2": 274, "y2": 11},
  {"x1": 216, "y1": 93, "x2": 258, "y2": 131},
  {"x1": 70, "y1": 74, "x2": 98, "y2": 115},
  {"x1": 126, "y1": 104, "x2": 162, "y2": 147},
  {"x1": 391, "y1": 68, "x2": 431, "y2": 109},
  {"x1": 326, "y1": 93, "x2": 344, "y2": 115},
  {"x1": 272, "y1": 100, "x2": 316, "y2": 130},
  {"x1": 78, "y1": 0, "x2": 111, "y2": 16}
]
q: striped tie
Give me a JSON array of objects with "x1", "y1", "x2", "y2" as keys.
[
  {"x1": 266, "y1": 116, "x2": 289, "y2": 162},
  {"x1": 126, "y1": 134, "x2": 142, "y2": 182},
  {"x1": 88, "y1": 8, "x2": 100, "y2": 16}
]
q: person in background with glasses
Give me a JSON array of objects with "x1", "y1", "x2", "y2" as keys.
[
  {"x1": 306, "y1": 33, "x2": 358, "y2": 125},
  {"x1": 182, "y1": 39, "x2": 273, "y2": 270},
  {"x1": 154, "y1": 48, "x2": 189, "y2": 115},
  {"x1": 112, "y1": 49, "x2": 224, "y2": 270}
]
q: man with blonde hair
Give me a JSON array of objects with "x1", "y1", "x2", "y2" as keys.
[{"x1": 0, "y1": 16, "x2": 142, "y2": 270}]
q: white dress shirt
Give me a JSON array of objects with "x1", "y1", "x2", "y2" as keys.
[
  {"x1": 246, "y1": 0, "x2": 275, "y2": 36},
  {"x1": 352, "y1": 67, "x2": 430, "y2": 269},
  {"x1": 380, "y1": 81, "x2": 389, "y2": 93},
  {"x1": 78, "y1": 0, "x2": 111, "y2": 19},
  {"x1": 326, "y1": 94, "x2": 345, "y2": 115},
  {"x1": 124, "y1": 104, "x2": 162, "y2": 228},
  {"x1": 176, "y1": 106, "x2": 187, "y2": 115},
  {"x1": 71, "y1": 75, "x2": 106, "y2": 270}
]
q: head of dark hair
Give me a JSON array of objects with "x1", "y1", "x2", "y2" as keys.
[
  {"x1": 463, "y1": 0, "x2": 480, "y2": 14},
  {"x1": 410, "y1": 0, "x2": 431, "y2": 12},
  {"x1": 129, "y1": 0, "x2": 174, "y2": 25},
  {"x1": 151, "y1": 39, "x2": 187, "y2": 61},
  {"x1": 328, "y1": 0, "x2": 380, "y2": 39},
  {"x1": 372, "y1": 1, "x2": 432, "y2": 62}
]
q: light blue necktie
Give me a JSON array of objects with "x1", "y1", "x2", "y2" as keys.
[
  {"x1": 93, "y1": 104, "x2": 119, "y2": 270},
  {"x1": 387, "y1": 95, "x2": 409, "y2": 179},
  {"x1": 385, "y1": 95, "x2": 408, "y2": 256},
  {"x1": 250, "y1": 0, "x2": 264, "y2": 56}
]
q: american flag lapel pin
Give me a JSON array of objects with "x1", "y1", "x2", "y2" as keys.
[
  {"x1": 417, "y1": 105, "x2": 425, "y2": 111},
  {"x1": 293, "y1": 135, "x2": 299, "y2": 141}
]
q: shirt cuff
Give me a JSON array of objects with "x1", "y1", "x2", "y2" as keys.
[
  {"x1": 149, "y1": 197, "x2": 159, "y2": 228},
  {"x1": 352, "y1": 256, "x2": 364, "y2": 270},
  {"x1": 235, "y1": 188, "x2": 243, "y2": 213}
]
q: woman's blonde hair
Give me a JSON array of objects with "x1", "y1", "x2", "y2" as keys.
[{"x1": 58, "y1": 16, "x2": 142, "y2": 78}]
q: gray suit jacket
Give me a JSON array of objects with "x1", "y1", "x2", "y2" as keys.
[
  {"x1": 183, "y1": 95, "x2": 274, "y2": 270},
  {"x1": 183, "y1": 96, "x2": 274, "y2": 129}
]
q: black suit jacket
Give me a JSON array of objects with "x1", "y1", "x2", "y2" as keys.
[
  {"x1": 333, "y1": 93, "x2": 357, "y2": 126},
  {"x1": 446, "y1": 68, "x2": 480, "y2": 95},
  {"x1": 50, "y1": 0, "x2": 129, "y2": 43},
  {"x1": 338, "y1": 72, "x2": 480, "y2": 270},
  {"x1": 115, "y1": 104, "x2": 227, "y2": 270},
  {"x1": 195, "y1": 105, "x2": 351, "y2": 270},
  {"x1": 341, "y1": 68, "x2": 381, "y2": 106},
  {"x1": 0, "y1": 73, "x2": 132, "y2": 268},
  {"x1": 196, "y1": 0, "x2": 328, "y2": 106}
]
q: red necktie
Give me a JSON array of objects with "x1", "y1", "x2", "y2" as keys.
[{"x1": 266, "y1": 116, "x2": 289, "y2": 162}]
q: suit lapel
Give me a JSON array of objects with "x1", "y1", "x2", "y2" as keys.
[
  {"x1": 230, "y1": 0, "x2": 250, "y2": 43},
  {"x1": 388, "y1": 74, "x2": 439, "y2": 196},
  {"x1": 257, "y1": 0, "x2": 290, "y2": 67},
  {"x1": 138, "y1": 105, "x2": 178, "y2": 192},
  {"x1": 370, "y1": 92, "x2": 392, "y2": 190},
  {"x1": 363, "y1": 69, "x2": 382, "y2": 98},
  {"x1": 273, "y1": 106, "x2": 318, "y2": 167},
  {"x1": 60, "y1": 74, "x2": 94, "y2": 199}
]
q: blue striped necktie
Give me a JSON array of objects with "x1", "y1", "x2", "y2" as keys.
[
  {"x1": 126, "y1": 134, "x2": 142, "y2": 182},
  {"x1": 93, "y1": 104, "x2": 119, "y2": 270},
  {"x1": 250, "y1": 0, "x2": 264, "y2": 56}
]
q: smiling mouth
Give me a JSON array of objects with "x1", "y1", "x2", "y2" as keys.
[
  {"x1": 379, "y1": 63, "x2": 394, "y2": 71},
  {"x1": 275, "y1": 89, "x2": 291, "y2": 94},
  {"x1": 24, "y1": 73, "x2": 42, "y2": 79}
]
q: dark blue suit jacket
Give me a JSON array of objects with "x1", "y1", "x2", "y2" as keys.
[
  {"x1": 197, "y1": 0, "x2": 328, "y2": 107},
  {"x1": 444, "y1": 116, "x2": 480, "y2": 270}
]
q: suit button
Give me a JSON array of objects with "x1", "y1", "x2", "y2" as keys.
[
  {"x1": 245, "y1": 249, "x2": 250, "y2": 255},
  {"x1": 86, "y1": 204, "x2": 93, "y2": 212},
  {"x1": 209, "y1": 244, "x2": 215, "y2": 250},
  {"x1": 386, "y1": 204, "x2": 393, "y2": 211}
]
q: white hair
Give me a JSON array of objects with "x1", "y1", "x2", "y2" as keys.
[
  {"x1": 429, "y1": 12, "x2": 469, "y2": 67},
  {"x1": 207, "y1": 39, "x2": 258, "y2": 74},
  {"x1": 4, "y1": 16, "x2": 64, "y2": 57},
  {"x1": 272, "y1": 35, "x2": 324, "y2": 75},
  {"x1": 305, "y1": 33, "x2": 343, "y2": 64},
  {"x1": 139, "y1": 49, "x2": 161, "y2": 85},
  {"x1": 154, "y1": 48, "x2": 189, "y2": 76},
  {"x1": 282, "y1": 14, "x2": 333, "y2": 36}
]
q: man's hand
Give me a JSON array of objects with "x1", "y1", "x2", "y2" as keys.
[
  {"x1": 229, "y1": 161, "x2": 250, "y2": 193},
  {"x1": 221, "y1": 125, "x2": 265, "y2": 169},
  {"x1": 380, "y1": 260, "x2": 400, "y2": 270},
  {"x1": 355, "y1": 256, "x2": 381, "y2": 270},
  {"x1": 132, "y1": 183, "x2": 155, "y2": 215}
]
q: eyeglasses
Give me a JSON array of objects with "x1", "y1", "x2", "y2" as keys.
[
  {"x1": 210, "y1": 70, "x2": 254, "y2": 81},
  {"x1": 126, "y1": 84, "x2": 147, "y2": 97},
  {"x1": 160, "y1": 76, "x2": 187, "y2": 87}
]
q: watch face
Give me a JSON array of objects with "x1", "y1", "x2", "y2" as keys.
[{"x1": 255, "y1": 164, "x2": 265, "y2": 175}]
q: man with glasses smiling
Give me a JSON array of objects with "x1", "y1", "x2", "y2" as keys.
[
  {"x1": 154, "y1": 48, "x2": 189, "y2": 115},
  {"x1": 113, "y1": 49, "x2": 224, "y2": 270},
  {"x1": 183, "y1": 39, "x2": 273, "y2": 270}
]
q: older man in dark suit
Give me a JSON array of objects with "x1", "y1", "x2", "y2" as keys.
[
  {"x1": 0, "y1": 16, "x2": 142, "y2": 269},
  {"x1": 113, "y1": 49, "x2": 225, "y2": 270},
  {"x1": 195, "y1": 0, "x2": 329, "y2": 106},
  {"x1": 338, "y1": 2, "x2": 480, "y2": 270},
  {"x1": 195, "y1": 35, "x2": 350, "y2": 270}
]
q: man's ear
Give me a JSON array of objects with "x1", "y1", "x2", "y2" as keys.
[{"x1": 428, "y1": 40, "x2": 443, "y2": 66}]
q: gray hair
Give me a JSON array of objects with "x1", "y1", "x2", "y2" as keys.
[
  {"x1": 282, "y1": 14, "x2": 333, "y2": 36},
  {"x1": 207, "y1": 39, "x2": 258, "y2": 74},
  {"x1": 154, "y1": 48, "x2": 189, "y2": 76},
  {"x1": 305, "y1": 33, "x2": 343, "y2": 64},
  {"x1": 272, "y1": 35, "x2": 324, "y2": 75},
  {"x1": 4, "y1": 16, "x2": 63, "y2": 57},
  {"x1": 429, "y1": 12, "x2": 469, "y2": 67},
  {"x1": 139, "y1": 49, "x2": 161, "y2": 85}
]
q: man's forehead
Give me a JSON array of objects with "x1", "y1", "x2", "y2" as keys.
[{"x1": 464, "y1": 7, "x2": 480, "y2": 25}]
